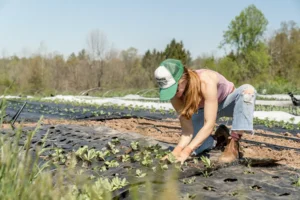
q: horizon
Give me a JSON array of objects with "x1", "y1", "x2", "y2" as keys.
[{"x1": 0, "y1": 0, "x2": 299, "y2": 59}]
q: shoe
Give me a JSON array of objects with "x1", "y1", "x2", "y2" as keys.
[
  {"x1": 213, "y1": 124, "x2": 230, "y2": 150},
  {"x1": 218, "y1": 132, "x2": 242, "y2": 164}
]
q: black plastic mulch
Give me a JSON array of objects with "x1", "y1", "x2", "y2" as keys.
[{"x1": 1, "y1": 124, "x2": 299, "y2": 199}]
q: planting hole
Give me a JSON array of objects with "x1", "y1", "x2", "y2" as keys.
[
  {"x1": 279, "y1": 193, "x2": 290, "y2": 196},
  {"x1": 224, "y1": 178, "x2": 237, "y2": 182},
  {"x1": 203, "y1": 186, "x2": 216, "y2": 191},
  {"x1": 251, "y1": 185, "x2": 261, "y2": 190},
  {"x1": 272, "y1": 176, "x2": 279, "y2": 179},
  {"x1": 59, "y1": 138, "x2": 66, "y2": 142}
]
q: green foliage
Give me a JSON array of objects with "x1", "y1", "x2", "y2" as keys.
[
  {"x1": 135, "y1": 169, "x2": 147, "y2": 178},
  {"x1": 163, "y1": 39, "x2": 192, "y2": 65},
  {"x1": 200, "y1": 156, "x2": 212, "y2": 168},
  {"x1": 221, "y1": 4, "x2": 268, "y2": 55}
]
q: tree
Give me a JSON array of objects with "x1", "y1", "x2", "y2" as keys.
[
  {"x1": 86, "y1": 30, "x2": 109, "y2": 88},
  {"x1": 219, "y1": 4, "x2": 270, "y2": 83},
  {"x1": 163, "y1": 39, "x2": 192, "y2": 65},
  {"x1": 267, "y1": 21, "x2": 300, "y2": 87},
  {"x1": 221, "y1": 4, "x2": 268, "y2": 57},
  {"x1": 141, "y1": 49, "x2": 164, "y2": 85}
]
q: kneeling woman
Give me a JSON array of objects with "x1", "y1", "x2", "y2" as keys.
[{"x1": 154, "y1": 59, "x2": 256, "y2": 163}]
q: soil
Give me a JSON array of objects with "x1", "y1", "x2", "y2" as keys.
[{"x1": 4, "y1": 117, "x2": 300, "y2": 169}]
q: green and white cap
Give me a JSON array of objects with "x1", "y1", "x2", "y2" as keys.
[{"x1": 154, "y1": 59, "x2": 184, "y2": 101}]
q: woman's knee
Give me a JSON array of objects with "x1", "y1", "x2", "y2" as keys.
[{"x1": 238, "y1": 84, "x2": 256, "y2": 104}]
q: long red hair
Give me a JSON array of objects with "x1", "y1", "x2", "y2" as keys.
[{"x1": 179, "y1": 67, "x2": 202, "y2": 120}]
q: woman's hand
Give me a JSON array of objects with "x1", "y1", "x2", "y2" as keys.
[
  {"x1": 161, "y1": 146, "x2": 183, "y2": 161},
  {"x1": 177, "y1": 146, "x2": 193, "y2": 164}
]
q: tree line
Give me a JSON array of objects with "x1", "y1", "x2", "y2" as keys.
[{"x1": 0, "y1": 4, "x2": 299, "y2": 95}]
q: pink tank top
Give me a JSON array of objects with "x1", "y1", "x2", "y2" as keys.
[{"x1": 196, "y1": 69, "x2": 234, "y2": 108}]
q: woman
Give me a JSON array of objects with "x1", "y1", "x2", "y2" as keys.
[{"x1": 154, "y1": 59, "x2": 256, "y2": 164}]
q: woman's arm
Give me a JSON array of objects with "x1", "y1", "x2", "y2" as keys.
[
  {"x1": 169, "y1": 96, "x2": 193, "y2": 155},
  {"x1": 186, "y1": 71, "x2": 218, "y2": 151}
]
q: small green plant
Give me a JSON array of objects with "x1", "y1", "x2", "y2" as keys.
[
  {"x1": 75, "y1": 145, "x2": 89, "y2": 160},
  {"x1": 167, "y1": 153, "x2": 177, "y2": 163},
  {"x1": 97, "y1": 150, "x2": 110, "y2": 161},
  {"x1": 96, "y1": 177, "x2": 128, "y2": 192},
  {"x1": 182, "y1": 176, "x2": 196, "y2": 184},
  {"x1": 104, "y1": 160, "x2": 119, "y2": 168},
  {"x1": 51, "y1": 148, "x2": 66, "y2": 164},
  {"x1": 121, "y1": 154, "x2": 130, "y2": 162},
  {"x1": 160, "y1": 164, "x2": 168, "y2": 170},
  {"x1": 111, "y1": 148, "x2": 120, "y2": 155},
  {"x1": 182, "y1": 193, "x2": 196, "y2": 200},
  {"x1": 135, "y1": 169, "x2": 147, "y2": 178},
  {"x1": 82, "y1": 149, "x2": 97, "y2": 163},
  {"x1": 202, "y1": 170, "x2": 212, "y2": 178},
  {"x1": 292, "y1": 177, "x2": 300, "y2": 187},
  {"x1": 130, "y1": 141, "x2": 139, "y2": 151},
  {"x1": 200, "y1": 156, "x2": 212, "y2": 168},
  {"x1": 133, "y1": 152, "x2": 141, "y2": 162},
  {"x1": 243, "y1": 170, "x2": 254, "y2": 175},
  {"x1": 111, "y1": 138, "x2": 120, "y2": 145}
]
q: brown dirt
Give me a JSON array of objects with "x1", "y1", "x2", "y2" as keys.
[{"x1": 3, "y1": 118, "x2": 300, "y2": 169}]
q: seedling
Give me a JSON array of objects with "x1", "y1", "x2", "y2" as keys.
[
  {"x1": 292, "y1": 177, "x2": 300, "y2": 187},
  {"x1": 130, "y1": 141, "x2": 139, "y2": 151},
  {"x1": 182, "y1": 176, "x2": 196, "y2": 184},
  {"x1": 200, "y1": 156, "x2": 212, "y2": 168},
  {"x1": 152, "y1": 166, "x2": 157, "y2": 172},
  {"x1": 107, "y1": 142, "x2": 115, "y2": 150},
  {"x1": 182, "y1": 193, "x2": 196, "y2": 200},
  {"x1": 51, "y1": 148, "x2": 66, "y2": 164},
  {"x1": 243, "y1": 170, "x2": 254, "y2": 175},
  {"x1": 75, "y1": 146, "x2": 89, "y2": 160},
  {"x1": 111, "y1": 148, "x2": 120, "y2": 155},
  {"x1": 160, "y1": 164, "x2": 168, "y2": 170},
  {"x1": 97, "y1": 150, "x2": 110, "y2": 161},
  {"x1": 229, "y1": 191, "x2": 239, "y2": 196},
  {"x1": 135, "y1": 169, "x2": 147, "y2": 178},
  {"x1": 97, "y1": 177, "x2": 128, "y2": 192},
  {"x1": 82, "y1": 149, "x2": 97, "y2": 163},
  {"x1": 133, "y1": 152, "x2": 141, "y2": 161},
  {"x1": 104, "y1": 160, "x2": 119, "y2": 168},
  {"x1": 111, "y1": 138, "x2": 120, "y2": 145},
  {"x1": 141, "y1": 157, "x2": 153, "y2": 167},
  {"x1": 202, "y1": 170, "x2": 212, "y2": 178},
  {"x1": 167, "y1": 153, "x2": 177, "y2": 164},
  {"x1": 100, "y1": 166, "x2": 107, "y2": 172},
  {"x1": 121, "y1": 155, "x2": 130, "y2": 162}
]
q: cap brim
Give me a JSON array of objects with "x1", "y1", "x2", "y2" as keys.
[{"x1": 159, "y1": 83, "x2": 178, "y2": 101}]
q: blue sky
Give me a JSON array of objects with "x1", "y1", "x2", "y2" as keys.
[{"x1": 0, "y1": 0, "x2": 299, "y2": 58}]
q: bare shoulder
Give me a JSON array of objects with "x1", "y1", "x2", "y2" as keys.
[{"x1": 198, "y1": 70, "x2": 218, "y2": 84}]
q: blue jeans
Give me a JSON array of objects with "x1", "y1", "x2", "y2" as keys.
[{"x1": 192, "y1": 84, "x2": 257, "y2": 155}]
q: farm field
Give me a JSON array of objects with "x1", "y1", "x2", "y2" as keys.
[{"x1": 1, "y1": 95, "x2": 300, "y2": 199}]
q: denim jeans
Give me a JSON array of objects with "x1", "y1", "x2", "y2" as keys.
[{"x1": 192, "y1": 84, "x2": 257, "y2": 155}]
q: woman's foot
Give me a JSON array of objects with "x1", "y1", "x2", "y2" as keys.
[{"x1": 218, "y1": 131, "x2": 242, "y2": 163}]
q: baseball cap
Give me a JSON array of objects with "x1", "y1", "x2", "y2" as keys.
[{"x1": 154, "y1": 59, "x2": 184, "y2": 101}]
